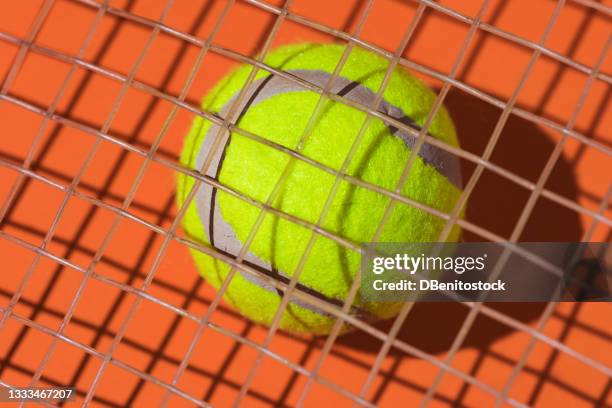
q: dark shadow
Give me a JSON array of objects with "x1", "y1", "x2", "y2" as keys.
[{"x1": 335, "y1": 87, "x2": 583, "y2": 356}]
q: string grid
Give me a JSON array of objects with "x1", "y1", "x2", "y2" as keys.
[{"x1": 0, "y1": 0, "x2": 610, "y2": 407}]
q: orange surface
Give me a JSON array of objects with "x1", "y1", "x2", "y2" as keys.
[{"x1": 0, "y1": 0, "x2": 611, "y2": 407}]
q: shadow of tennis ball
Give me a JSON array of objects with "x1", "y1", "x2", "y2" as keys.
[{"x1": 336, "y1": 87, "x2": 582, "y2": 355}]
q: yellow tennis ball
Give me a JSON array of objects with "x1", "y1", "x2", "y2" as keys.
[{"x1": 177, "y1": 43, "x2": 462, "y2": 335}]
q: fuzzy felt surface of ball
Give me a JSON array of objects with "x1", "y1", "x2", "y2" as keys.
[{"x1": 177, "y1": 43, "x2": 463, "y2": 335}]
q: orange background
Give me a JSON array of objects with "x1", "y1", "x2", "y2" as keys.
[{"x1": 0, "y1": 0, "x2": 611, "y2": 407}]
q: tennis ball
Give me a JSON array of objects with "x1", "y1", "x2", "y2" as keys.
[{"x1": 177, "y1": 43, "x2": 462, "y2": 335}]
